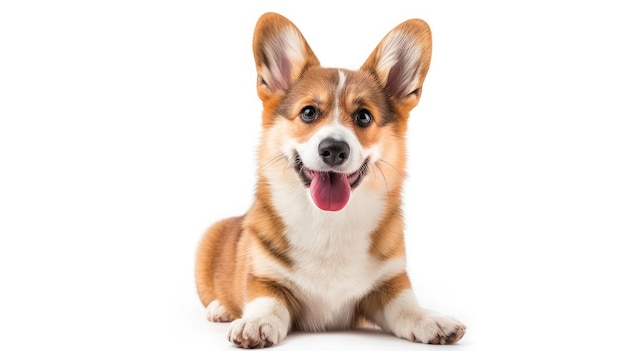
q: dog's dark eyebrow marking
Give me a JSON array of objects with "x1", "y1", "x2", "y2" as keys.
[{"x1": 276, "y1": 92, "x2": 324, "y2": 120}]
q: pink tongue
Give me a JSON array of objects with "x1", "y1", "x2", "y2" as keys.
[{"x1": 309, "y1": 172, "x2": 351, "y2": 211}]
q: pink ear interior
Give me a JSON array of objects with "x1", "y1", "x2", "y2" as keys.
[
  {"x1": 263, "y1": 38, "x2": 295, "y2": 92},
  {"x1": 384, "y1": 44, "x2": 420, "y2": 99},
  {"x1": 253, "y1": 14, "x2": 320, "y2": 96},
  {"x1": 360, "y1": 19, "x2": 432, "y2": 104}
]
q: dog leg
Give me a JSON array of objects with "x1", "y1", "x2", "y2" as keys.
[
  {"x1": 359, "y1": 273, "x2": 465, "y2": 344},
  {"x1": 227, "y1": 297, "x2": 290, "y2": 348},
  {"x1": 376, "y1": 289, "x2": 465, "y2": 344}
]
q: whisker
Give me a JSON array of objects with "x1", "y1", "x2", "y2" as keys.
[
  {"x1": 261, "y1": 153, "x2": 285, "y2": 170},
  {"x1": 378, "y1": 159, "x2": 403, "y2": 177},
  {"x1": 285, "y1": 154, "x2": 302, "y2": 175},
  {"x1": 375, "y1": 162, "x2": 390, "y2": 195}
]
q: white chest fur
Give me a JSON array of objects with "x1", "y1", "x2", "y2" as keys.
[{"x1": 268, "y1": 178, "x2": 406, "y2": 331}]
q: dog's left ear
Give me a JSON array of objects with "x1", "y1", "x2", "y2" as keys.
[
  {"x1": 362, "y1": 19, "x2": 432, "y2": 112},
  {"x1": 253, "y1": 13, "x2": 320, "y2": 102}
]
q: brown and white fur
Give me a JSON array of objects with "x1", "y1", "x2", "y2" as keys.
[{"x1": 195, "y1": 12, "x2": 465, "y2": 348}]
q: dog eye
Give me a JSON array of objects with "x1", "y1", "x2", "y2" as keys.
[
  {"x1": 355, "y1": 109, "x2": 373, "y2": 127},
  {"x1": 300, "y1": 106, "x2": 319, "y2": 123}
]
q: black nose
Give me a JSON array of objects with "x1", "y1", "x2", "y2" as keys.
[{"x1": 318, "y1": 138, "x2": 350, "y2": 166}]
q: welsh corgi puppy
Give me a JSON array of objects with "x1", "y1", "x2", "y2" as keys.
[{"x1": 195, "y1": 12, "x2": 466, "y2": 348}]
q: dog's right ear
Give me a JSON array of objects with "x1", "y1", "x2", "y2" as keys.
[{"x1": 253, "y1": 13, "x2": 320, "y2": 102}]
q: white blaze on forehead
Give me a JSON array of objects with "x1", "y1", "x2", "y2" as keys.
[
  {"x1": 333, "y1": 69, "x2": 346, "y2": 122},
  {"x1": 293, "y1": 69, "x2": 365, "y2": 173}
]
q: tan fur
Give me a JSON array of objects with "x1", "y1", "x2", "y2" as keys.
[
  {"x1": 195, "y1": 216, "x2": 245, "y2": 317},
  {"x1": 357, "y1": 273, "x2": 413, "y2": 319},
  {"x1": 195, "y1": 12, "x2": 465, "y2": 347}
]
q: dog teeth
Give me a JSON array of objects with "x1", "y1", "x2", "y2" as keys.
[{"x1": 347, "y1": 172, "x2": 360, "y2": 184}]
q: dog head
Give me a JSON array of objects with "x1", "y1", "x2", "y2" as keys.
[{"x1": 253, "y1": 13, "x2": 432, "y2": 212}]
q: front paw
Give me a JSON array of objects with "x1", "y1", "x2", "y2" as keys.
[
  {"x1": 227, "y1": 297, "x2": 290, "y2": 348},
  {"x1": 227, "y1": 317, "x2": 283, "y2": 348},
  {"x1": 206, "y1": 300, "x2": 233, "y2": 322},
  {"x1": 396, "y1": 312, "x2": 466, "y2": 344}
]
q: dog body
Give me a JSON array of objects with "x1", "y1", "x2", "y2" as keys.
[{"x1": 195, "y1": 13, "x2": 465, "y2": 348}]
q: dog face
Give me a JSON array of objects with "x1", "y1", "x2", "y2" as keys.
[
  {"x1": 253, "y1": 13, "x2": 431, "y2": 212},
  {"x1": 271, "y1": 68, "x2": 393, "y2": 212}
]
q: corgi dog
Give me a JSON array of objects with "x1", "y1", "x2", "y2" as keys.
[{"x1": 195, "y1": 12, "x2": 466, "y2": 348}]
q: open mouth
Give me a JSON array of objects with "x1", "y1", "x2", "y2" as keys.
[{"x1": 294, "y1": 154, "x2": 368, "y2": 211}]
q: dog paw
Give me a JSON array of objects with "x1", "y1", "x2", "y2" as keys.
[
  {"x1": 227, "y1": 317, "x2": 284, "y2": 348},
  {"x1": 206, "y1": 300, "x2": 233, "y2": 322},
  {"x1": 397, "y1": 312, "x2": 466, "y2": 344}
]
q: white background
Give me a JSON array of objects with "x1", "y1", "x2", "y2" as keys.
[{"x1": 1, "y1": 1, "x2": 625, "y2": 350}]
